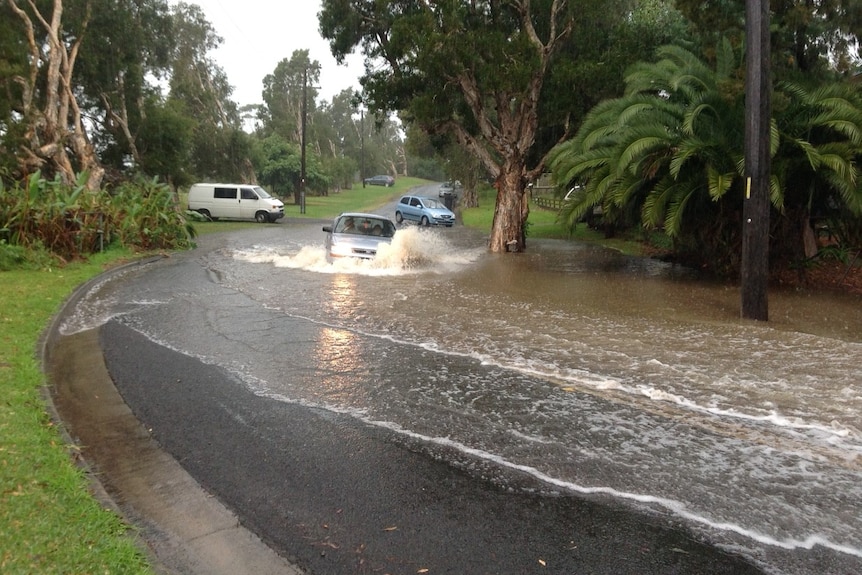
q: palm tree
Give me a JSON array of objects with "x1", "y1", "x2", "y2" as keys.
[
  {"x1": 549, "y1": 40, "x2": 862, "y2": 274},
  {"x1": 771, "y1": 81, "x2": 862, "y2": 262}
]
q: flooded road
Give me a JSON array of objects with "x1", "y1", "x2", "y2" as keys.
[{"x1": 60, "y1": 212, "x2": 862, "y2": 575}]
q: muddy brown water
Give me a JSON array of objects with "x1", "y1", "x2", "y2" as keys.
[{"x1": 59, "y1": 214, "x2": 862, "y2": 575}]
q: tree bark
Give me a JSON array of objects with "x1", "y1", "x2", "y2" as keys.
[
  {"x1": 489, "y1": 158, "x2": 529, "y2": 252},
  {"x1": 7, "y1": 0, "x2": 104, "y2": 190}
]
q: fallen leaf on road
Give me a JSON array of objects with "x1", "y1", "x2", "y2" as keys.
[{"x1": 383, "y1": 526, "x2": 398, "y2": 531}]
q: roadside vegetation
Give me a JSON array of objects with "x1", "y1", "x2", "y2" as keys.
[
  {"x1": 2, "y1": 250, "x2": 154, "y2": 574},
  {"x1": 0, "y1": 158, "x2": 855, "y2": 574},
  {"x1": 3, "y1": 0, "x2": 862, "y2": 571}
]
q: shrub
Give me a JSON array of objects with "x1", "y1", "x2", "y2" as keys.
[{"x1": 0, "y1": 172, "x2": 196, "y2": 267}]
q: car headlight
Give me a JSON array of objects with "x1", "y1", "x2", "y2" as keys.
[{"x1": 329, "y1": 238, "x2": 359, "y2": 257}]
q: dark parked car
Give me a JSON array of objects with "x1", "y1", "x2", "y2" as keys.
[
  {"x1": 364, "y1": 175, "x2": 395, "y2": 187},
  {"x1": 395, "y1": 195, "x2": 456, "y2": 227},
  {"x1": 322, "y1": 212, "x2": 397, "y2": 259}
]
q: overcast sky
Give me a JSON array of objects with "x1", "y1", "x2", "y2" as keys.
[{"x1": 180, "y1": 0, "x2": 366, "y2": 107}]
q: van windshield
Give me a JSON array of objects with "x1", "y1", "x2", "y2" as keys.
[{"x1": 253, "y1": 186, "x2": 271, "y2": 199}]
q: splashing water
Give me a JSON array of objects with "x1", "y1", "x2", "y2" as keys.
[{"x1": 233, "y1": 226, "x2": 482, "y2": 275}]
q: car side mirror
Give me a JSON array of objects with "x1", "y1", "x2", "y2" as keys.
[{"x1": 322, "y1": 226, "x2": 332, "y2": 232}]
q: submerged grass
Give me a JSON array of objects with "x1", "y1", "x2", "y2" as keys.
[{"x1": 1, "y1": 249, "x2": 154, "y2": 574}]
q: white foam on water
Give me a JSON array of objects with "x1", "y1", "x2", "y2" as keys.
[
  {"x1": 57, "y1": 266, "x2": 167, "y2": 335},
  {"x1": 232, "y1": 226, "x2": 482, "y2": 276}
]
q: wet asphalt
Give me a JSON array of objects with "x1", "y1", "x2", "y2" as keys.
[{"x1": 43, "y1": 252, "x2": 768, "y2": 575}]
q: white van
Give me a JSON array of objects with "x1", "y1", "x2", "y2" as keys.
[{"x1": 188, "y1": 183, "x2": 285, "y2": 223}]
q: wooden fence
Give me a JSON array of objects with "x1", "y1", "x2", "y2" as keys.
[{"x1": 532, "y1": 195, "x2": 564, "y2": 211}]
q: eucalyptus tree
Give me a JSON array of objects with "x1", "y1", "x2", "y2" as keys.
[
  {"x1": 548, "y1": 41, "x2": 862, "y2": 275},
  {"x1": 319, "y1": 0, "x2": 683, "y2": 252},
  {"x1": 320, "y1": 0, "x2": 578, "y2": 252},
  {"x1": 313, "y1": 90, "x2": 361, "y2": 190},
  {"x1": 169, "y1": 2, "x2": 251, "y2": 184},
  {"x1": 73, "y1": 0, "x2": 174, "y2": 173},
  {"x1": 169, "y1": 2, "x2": 238, "y2": 128},
  {"x1": 260, "y1": 50, "x2": 321, "y2": 144},
  {"x1": 3, "y1": 0, "x2": 105, "y2": 189}
]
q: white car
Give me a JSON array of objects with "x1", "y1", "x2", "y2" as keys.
[{"x1": 322, "y1": 212, "x2": 397, "y2": 259}]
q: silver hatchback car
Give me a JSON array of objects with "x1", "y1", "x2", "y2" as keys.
[
  {"x1": 322, "y1": 212, "x2": 397, "y2": 259},
  {"x1": 395, "y1": 195, "x2": 456, "y2": 227}
]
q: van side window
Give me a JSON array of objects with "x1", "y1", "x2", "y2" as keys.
[
  {"x1": 241, "y1": 188, "x2": 258, "y2": 200},
  {"x1": 214, "y1": 187, "x2": 237, "y2": 199}
]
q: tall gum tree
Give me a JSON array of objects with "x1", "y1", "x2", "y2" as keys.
[
  {"x1": 6, "y1": 0, "x2": 104, "y2": 189},
  {"x1": 320, "y1": 0, "x2": 575, "y2": 252}
]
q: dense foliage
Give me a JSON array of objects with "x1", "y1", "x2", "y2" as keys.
[
  {"x1": 0, "y1": 173, "x2": 196, "y2": 269},
  {"x1": 548, "y1": 41, "x2": 862, "y2": 276},
  {"x1": 0, "y1": 0, "x2": 860, "y2": 273},
  {"x1": 319, "y1": 0, "x2": 685, "y2": 252}
]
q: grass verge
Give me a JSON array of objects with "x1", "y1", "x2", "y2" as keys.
[
  {"x1": 460, "y1": 184, "x2": 654, "y2": 254},
  {"x1": 1, "y1": 249, "x2": 154, "y2": 575}
]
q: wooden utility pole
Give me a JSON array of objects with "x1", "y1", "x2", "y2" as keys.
[
  {"x1": 300, "y1": 67, "x2": 308, "y2": 214},
  {"x1": 741, "y1": 0, "x2": 771, "y2": 321}
]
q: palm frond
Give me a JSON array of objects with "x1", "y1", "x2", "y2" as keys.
[{"x1": 707, "y1": 165, "x2": 735, "y2": 201}]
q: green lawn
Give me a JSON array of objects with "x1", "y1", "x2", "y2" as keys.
[{"x1": 1, "y1": 250, "x2": 154, "y2": 574}]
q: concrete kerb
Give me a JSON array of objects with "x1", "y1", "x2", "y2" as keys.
[{"x1": 40, "y1": 257, "x2": 305, "y2": 575}]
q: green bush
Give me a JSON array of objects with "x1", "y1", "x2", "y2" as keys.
[
  {"x1": 0, "y1": 239, "x2": 57, "y2": 271},
  {"x1": 0, "y1": 172, "x2": 196, "y2": 267}
]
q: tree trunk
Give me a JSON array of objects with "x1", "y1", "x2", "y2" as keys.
[
  {"x1": 489, "y1": 160, "x2": 529, "y2": 252},
  {"x1": 8, "y1": 0, "x2": 104, "y2": 190},
  {"x1": 801, "y1": 210, "x2": 818, "y2": 259}
]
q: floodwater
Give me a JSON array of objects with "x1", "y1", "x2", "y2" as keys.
[{"x1": 60, "y1": 218, "x2": 862, "y2": 575}]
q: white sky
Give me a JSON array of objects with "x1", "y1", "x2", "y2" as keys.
[{"x1": 181, "y1": 0, "x2": 367, "y2": 107}]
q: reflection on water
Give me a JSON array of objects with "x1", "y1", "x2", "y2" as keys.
[
  {"x1": 311, "y1": 327, "x2": 369, "y2": 405},
  {"x1": 99, "y1": 223, "x2": 862, "y2": 575}
]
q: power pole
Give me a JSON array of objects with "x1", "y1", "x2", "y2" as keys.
[
  {"x1": 360, "y1": 107, "x2": 366, "y2": 188},
  {"x1": 300, "y1": 67, "x2": 308, "y2": 215},
  {"x1": 741, "y1": 0, "x2": 771, "y2": 321}
]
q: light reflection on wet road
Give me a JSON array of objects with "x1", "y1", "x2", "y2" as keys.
[{"x1": 61, "y1": 209, "x2": 862, "y2": 575}]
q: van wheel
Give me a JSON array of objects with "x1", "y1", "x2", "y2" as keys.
[
  {"x1": 395, "y1": 211, "x2": 403, "y2": 223},
  {"x1": 199, "y1": 209, "x2": 212, "y2": 221},
  {"x1": 255, "y1": 212, "x2": 269, "y2": 223}
]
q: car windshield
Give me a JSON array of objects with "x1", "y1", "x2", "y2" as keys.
[
  {"x1": 335, "y1": 216, "x2": 396, "y2": 237},
  {"x1": 421, "y1": 198, "x2": 442, "y2": 208},
  {"x1": 253, "y1": 186, "x2": 271, "y2": 199}
]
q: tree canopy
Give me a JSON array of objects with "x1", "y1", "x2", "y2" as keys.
[{"x1": 319, "y1": 0, "x2": 685, "y2": 252}]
